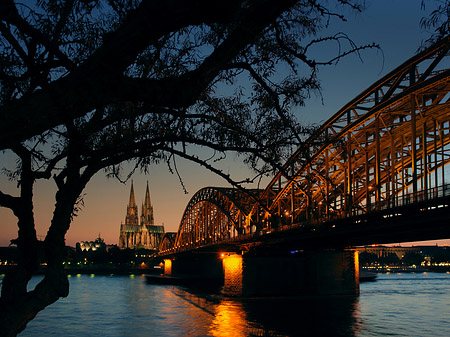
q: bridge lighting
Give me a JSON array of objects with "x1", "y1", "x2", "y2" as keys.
[{"x1": 164, "y1": 259, "x2": 172, "y2": 275}]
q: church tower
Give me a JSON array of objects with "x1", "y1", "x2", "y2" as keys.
[
  {"x1": 125, "y1": 180, "x2": 139, "y2": 227},
  {"x1": 141, "y1": 181, "x2": 154, "y2": 226},
  {"x1": 119, "y1": 180, "x2": 141, "y2": 249},
  {"x1": 119, "y1": 180, "x2": 165, "y2": 250}
]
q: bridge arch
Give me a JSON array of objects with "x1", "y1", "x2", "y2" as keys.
[
  {"x1": 159, "y1": 232, "x2": 177, "y2": 254},
  {"x1": 173, "y1": 187, "x2": 262, "y2": 251}
]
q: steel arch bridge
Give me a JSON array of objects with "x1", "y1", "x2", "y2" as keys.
[
  {"x1": 159, "y1": 187, "x2": 262, "y2": 254},
  {"x1": 161, "y1": 37, "x2": 450, "y2": 254}
]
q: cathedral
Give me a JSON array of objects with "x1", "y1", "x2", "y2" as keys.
[{"x1": 119, "y1": 181, "x2": 165, "y2": 250}]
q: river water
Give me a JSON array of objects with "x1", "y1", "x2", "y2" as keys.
[{"x1": 9, "y1": 272, "x2": 450, "y2": 336}]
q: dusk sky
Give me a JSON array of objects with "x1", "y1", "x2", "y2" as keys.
[{"x1": 1, "y1": 0, "x2": 450, "y2": 247}]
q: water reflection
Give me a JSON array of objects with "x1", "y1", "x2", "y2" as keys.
[
  {"x1": 209, "y1": 301, "x2": 248, "y2": 336},
  {"x1": 175, "y1": 287, "x2": 361, "y2": 337},
  {"x1": 13, "y1": 275, "x2": 363, "y2": 336}
]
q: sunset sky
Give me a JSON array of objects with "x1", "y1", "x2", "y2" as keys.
[{"x1": 2, "y1": 0, "x2": 450, "y2": 247}]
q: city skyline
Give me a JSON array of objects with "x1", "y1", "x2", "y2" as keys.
[{"x1": 2, "y1": 1, "x2": 450, "y2": 247}]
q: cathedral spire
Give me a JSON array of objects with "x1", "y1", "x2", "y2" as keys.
[
  {"x1": 124, "y1": 179, "x2": 139, "y2": 228},
  {"x1": 141, "y1": 181, "x2": 154, "y2": 226},
  {"x1": 128, "y1": 180, "x2": 136, "y2": 208},
  {"x1": 144, "y1": 181, "x2": 151, "y2": 208}
]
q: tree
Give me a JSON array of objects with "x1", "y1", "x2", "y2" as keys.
[
  {"x1": 401, "y1": 252, "x2": 424, "y2": 267},
  {"x1": 379, "y1": 253, "x2": 400, "y2": 266},
  {"x1": 359, "y1": 251, "x2": 378, "y2": 266},
  {"x1": 0, "y1": 1, "x2": 376, "y2": 335},
  {"x1": 431, "y1": 247, "x2": 450, "y2": 264},
  {"x1": 420, "y1": 0, "x2": 450, "y2": 46}
]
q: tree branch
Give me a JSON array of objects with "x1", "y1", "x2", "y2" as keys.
[
  {"x1": 0, "y1": 190, "x2": 19, "y2": 211},
  {"x1": 0, "y1": 0, "x2": 298, "y2": 150}
]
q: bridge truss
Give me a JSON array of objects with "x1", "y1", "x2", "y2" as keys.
[
  {"x1": 164, "y1": 187, "x2": 261, "y2": 253},
  {"x1": 162, "y1": 37, "x2": 450, "y2": 254}
]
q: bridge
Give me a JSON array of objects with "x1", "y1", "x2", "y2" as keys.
[{"x1": 155, "y1": 37, "x2": 450, "y2": 297}]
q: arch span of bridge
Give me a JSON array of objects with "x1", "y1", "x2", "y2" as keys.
[{"x1": 161, "y1": 37, "x2": 450, "y2": 255}]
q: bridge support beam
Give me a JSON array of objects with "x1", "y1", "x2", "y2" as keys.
[{"x1": 222, "y1": 249, "x2": 359, "y2": 297}]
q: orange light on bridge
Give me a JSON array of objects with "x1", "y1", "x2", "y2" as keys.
[
  {"x1": 222, "y1": 254, "x2": 243, "y2": 297},
  {"x1": 164, "y1": 259, "x2": 172, "y2": 275}
]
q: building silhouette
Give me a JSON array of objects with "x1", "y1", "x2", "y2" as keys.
[{"x1": 119, "y1": 181, "x2": 164, "y2": 250}]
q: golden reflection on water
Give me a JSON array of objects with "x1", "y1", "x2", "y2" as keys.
[
  {"x1": 171, "y1": 283, "x2": 361, "y2": 337},
  {"x1": 351, "y1": 297, "x2": 364, "y2": 336},
  {"x1": 208, "y1": 300, "x2": 248, "y2": 337}
]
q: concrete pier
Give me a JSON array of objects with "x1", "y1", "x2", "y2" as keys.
[
  {"x1": 222, "y1": 249, "x2": 359, "y2": 297},
  {"x1": 161, "y1": 249, "x2": 359, "y2": 297}
]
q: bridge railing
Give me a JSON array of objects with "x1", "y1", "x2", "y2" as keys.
[
  {"x1": 353, "y1": 183, "x2": 450, "y2": 216},
  {"x1": 234, "y1": 183, "x2": 450, "y2": 239}
]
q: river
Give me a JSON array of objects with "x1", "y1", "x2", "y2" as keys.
[{"x1": 7, "y1": 272, "x2": 450, "y2": 336}]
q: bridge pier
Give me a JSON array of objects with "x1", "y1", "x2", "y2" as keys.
[
  {"x1": 163, "y1": 252, "x2": 224, "y2": 286},
  {"x1": 222, "y1": 249, "x2": 359, "y2": 297}
]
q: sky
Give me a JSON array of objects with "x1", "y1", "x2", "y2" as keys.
[{"x1": 1, "y1": 0, "x2": 450, "y2": 247}]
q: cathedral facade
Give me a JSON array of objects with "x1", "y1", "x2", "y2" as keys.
[{"x1": 119, "y1": 181, "x2": 165, "y2": 250}]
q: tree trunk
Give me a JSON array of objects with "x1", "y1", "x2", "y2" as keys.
[
  {"x1": 0, "y1": 168, "x2": 85, "y2": 335},
  {"x1": 0, "y1": 263, "x2": 69, "y2": 336}
]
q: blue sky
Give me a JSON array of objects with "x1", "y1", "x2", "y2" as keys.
[{"x1": 1, "y1": 0, "x2": 449, "y2": 247}]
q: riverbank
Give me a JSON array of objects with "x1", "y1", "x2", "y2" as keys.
[
  {"x1": 2, "y1": 264, "x2": 449, "y2": 277},
  {"x1": 0, "y1": 264, "x2": 163, "y2": 276},
  {"x1": 361, "y1": 265, "x2": 450, "y2": 273}
]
